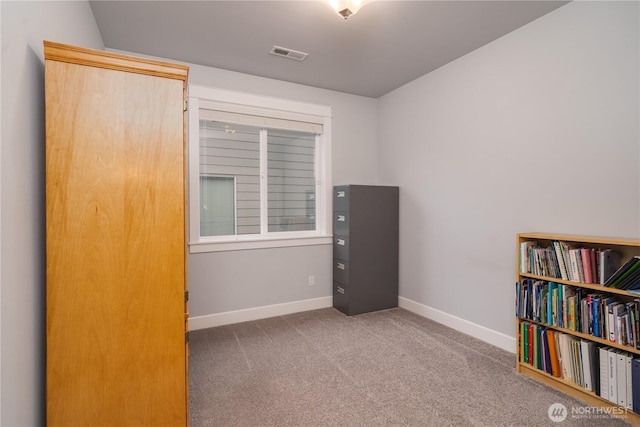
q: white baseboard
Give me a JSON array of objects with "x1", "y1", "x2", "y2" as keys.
[
  {"x1": 399, "y1": 296, "x2": 516, "y2": 354},
  {"x1": 189, "y1": 295, "x2": 515, "y2": 354},
  {"x1": 189, "y1": 296, "x2": 333, "y2": 331}
]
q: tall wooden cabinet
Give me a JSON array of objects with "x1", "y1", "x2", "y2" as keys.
[{"x1": 44, "y1": 41, "x2": 189, "y2": 426}]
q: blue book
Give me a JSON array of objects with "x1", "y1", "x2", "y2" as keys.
[
  {"x1": 619, "y1": 268, "x2": 640, "y2": 290},
  {"x1": 541, "y1": 327, "x2": 552, "y2": 375},
  {"x1": 592, "y1": 295, "x2": 601, "y2": 338}
]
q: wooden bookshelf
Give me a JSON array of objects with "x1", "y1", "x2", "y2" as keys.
[{"x1": 515, "y1": 233, "x2": 640, "y2": 425}]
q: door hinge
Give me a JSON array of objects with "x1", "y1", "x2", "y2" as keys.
[
  {"x1": 183, "y1": 99, "x2": 188, "y2": 112},
  {"x1": 184, "y1": 291, "x2": 189, "y2": 303},
  {"x1": 185, "y1": 331, "x2": 190, "y2": 344}
]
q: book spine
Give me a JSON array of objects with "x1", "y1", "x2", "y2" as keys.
[
  {"x1": 626, "y1": 355, "x2": 633, "y2": 410},
  {"x1": 632, "y1": 358, "x2": 640, "y2": 413},
  {"x1": 554, "y1": 241, "x2": 569, "y2": 281},
  {"x1": 609, "y1": 349, "x2": 618, "y2": 404},
  {"x1": 617, "y1": 353, "x2": 626, "y2": 407},
  {"x1": 600, "y1": 347, "x2": 610, "y2": 400},
  {"x1": 581, "y1": 248, "x2": 593, "y2": 284}
]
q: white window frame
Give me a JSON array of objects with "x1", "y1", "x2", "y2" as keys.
[{"x1": 188, "y1": 84, "x2": 333, "y2": 253}]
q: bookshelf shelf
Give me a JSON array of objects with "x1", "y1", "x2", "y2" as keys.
[
  {"x1": 519, "y1": 363, "x2": 640, "y2": 421},
  {"x1": 516, "y1": 233, "x2": 640, "y2": 425},
  {"x1": 519, "y1": 317, "x2": 640, "y2": 355},
  {"x1": 519, "y1": 272, "x2": 640, "y2": 297}
]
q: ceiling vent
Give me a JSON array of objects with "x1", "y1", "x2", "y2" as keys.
[{"x1": 270, "y1": 46, "x2": 308, "y2": 62}]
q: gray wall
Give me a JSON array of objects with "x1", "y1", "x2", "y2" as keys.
[
  {"x1": 377, "y1": 1, "x2": 640, "y2": 338},
  {"x1": 0, "y1": 3, "x2": 378, "y2": 423},
  {"x1": 2, "y1": 0, "x2": 638, "y2": 424},
  {"x1": 0, "y1": 2, "x2": 103, "y2": 425}
]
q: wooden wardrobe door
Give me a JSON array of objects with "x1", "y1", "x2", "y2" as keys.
[{"x1": 46, "y1": 55, "x2": 186, "y2": 426}]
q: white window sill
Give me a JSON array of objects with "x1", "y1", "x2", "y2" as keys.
[{"x1": 189, "y1": 235, "x2": 333, "y2": 253}]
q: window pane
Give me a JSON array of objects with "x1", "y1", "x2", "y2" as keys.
[
  {"x1": 200, "y1": 176, "x2": 235, "y2": 236},
  {"x1": 267, "y1": 129, "x2": 316, "y2": 232},
  {"x1": 200, "y1": 120, "x2": 260, "y2": 235}
]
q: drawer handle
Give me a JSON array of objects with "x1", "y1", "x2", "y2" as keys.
[
  {"x1": 336, "y1": 191, "x2": 345, "y2": 198},
  {"x1": 336, "y1": 262, "x2": 345, "y2": 270},
  {"x1": 337, "y1": 215, "x2": 345, "y2": 222},
  {"x1": 337, "y1": 286, "x2": 345, "y2": 294},
  {"x1": 336, "y1": 238, "x2": 345, "y2": 246}
]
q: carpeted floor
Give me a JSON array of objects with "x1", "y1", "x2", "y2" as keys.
[{"x1": 189, "y1": 307, "x2": 632, "y2": 426}]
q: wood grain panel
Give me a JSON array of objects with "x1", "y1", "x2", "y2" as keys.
[
  {"x1": 44, "y1": 40, "x2": 189, "y2": 81},
  {"x1": 46, "y1": 51, "x2": 186, "y2": 426}
]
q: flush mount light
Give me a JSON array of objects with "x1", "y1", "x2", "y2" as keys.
[{"x1": 328, "y1": 0, "x2": 371, "y2": 19}]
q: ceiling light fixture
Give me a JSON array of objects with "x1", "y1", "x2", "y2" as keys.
[{"x1": 328, "y1": 0, "x2": 371, "y2": 19}]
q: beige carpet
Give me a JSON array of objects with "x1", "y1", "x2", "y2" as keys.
[{"x1": 189, "y1": 307, "x2": 632, "y2": 426}]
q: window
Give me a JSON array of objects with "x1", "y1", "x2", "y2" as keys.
[
  {"x1": 267, "y1": 128, "x2": 317, "y2": 232},
  {"x1": 188, "y1": 85, "x2": 332, "y2": 252},
  {"x1": 200, "y1": 176, "x2": 236, "y2": 236}
]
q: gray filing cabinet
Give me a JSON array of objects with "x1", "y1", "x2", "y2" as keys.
[{"x1": 333, "y1": 185, "x2": 399, "y2": 315}]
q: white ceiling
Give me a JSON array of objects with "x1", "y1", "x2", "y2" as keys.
[{"x1": 89, "y1": 0, "x2": 569, "y2": 98}]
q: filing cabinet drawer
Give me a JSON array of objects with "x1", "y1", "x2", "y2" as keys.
[
  {"x1": 333, "y1": 259, "x2": 349, "y2": 285},
  {"x1": 333, "y1": 211, "x2": 349, "y2": 236},
  {"x1": 333, "y1": 186, "x2": 349, "y2": 212},
  {"x1": 333, "y1": 282, "x2": 348, "y2": 314},
  {"x1": 333, "y1": 235, "x2": 349, "y2": 261}
]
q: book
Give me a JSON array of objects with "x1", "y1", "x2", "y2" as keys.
[
  {"x1": 548, "y1": 282, "x2": 557, "y2": 326},
  {"x1": 569, "y1": 249, "x2": 581, "y2": 283},
  {"x1": 626, "y1": 353, "x2": 633, "y2": 410},
  {"x1": 636, "y1": 300, "x2": 640, "y2": 350},
  {"x1": 581, "y1": 297, "x2": 590, "y2": 334},
  {"x1": 608, "y1": 301, "x2": 620, "y2": 342},
  {"x1": 557, "y1": 285, "x2": 564, "y2": 327},
  {"x1": 592, "y1": 294, "x2": 602, "y2": 338},
  {"x1": 600, "y1": 249, "x2": 622, "y2": 284},
  {"x1": 611, "y1": 256, "x2": 640, "y2": 289},
  {"x1": 624, "y1": 311, "x2": 633, "y2": 346},
  {"x1": 580, "y1": 340, "x2": 594, "y2": 391},
  {"x1": 629, "y1": 302, "x2": 637, "y2": 348},
  {"x1": 553, "y1": 241, "x2": 569, "y2": 281},
  {"x1": 575, "y1": 249, "x2": 585, "y2": 283},
  {"x1": 617, "y1": 267, "x2": 640, "y2": 290},
  {"x1": 531, "y1": 323, "x2": 538, "y2": 368},
  {"x1": 558, "y1": 333, "x2": 573, "y2": 381},
  {"x1": 608, "y1": 257, "x2": 640, "y2": 288},
  {"x1": 546, "y1": 329, "x2": 561, "y2": 377},
  {"x1": 581, "y1": 248, "x2": 593, "y2": 284},
  {"x1": 590, "y1": 249, "x2": 598, "y2": 286},
  {"x1": 632, "y1": 358, "x2": 640, "y2": 413},
  {"x1": 617, "y1": 352, "x2": 628, "y2": 407},
  {"x1": 608, "y1": 348, "x2": 618, "y2": 404},
  {"x1": 600, "y1": 347, "x2": 610, "y2": 400},
  {"x1": 567, "y1": 294, "x2": 577, "y2": 331},
  {"x1": 523, "y1": 322, "x2": 529, "y2": 364},
  {"x1": 542, "y1": 327, "x2": 552, "y2": 374},
  {"x1": 572, "y1": 338, "x2": 583, "y2": 387},
  {"x1": 591, "y1": 343, "x2": 600, "y2": 396},
  {"x1": 612, "y1": 303, "x2": 625, "y2": 343},
  {"x1": 520, "y1": 321, "x2": 526, "y2": 363},
  {"x1": 528, "y1": 323, "x2": 534, "y2": 366},
  {"x1": 520, "y1": 241, "x2": 537, "y2": 273}
]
